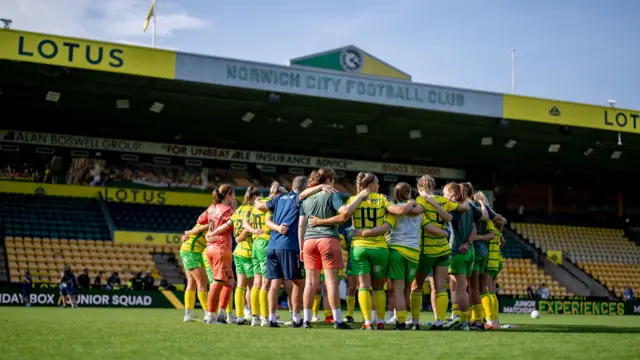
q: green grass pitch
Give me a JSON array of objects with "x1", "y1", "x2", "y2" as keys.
[{"x1": 1, "y1": 308, "x2": 639, "y2": 359}]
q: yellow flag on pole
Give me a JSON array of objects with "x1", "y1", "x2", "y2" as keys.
[
  {"x1": 547, "y1": 250, "x2": 563, "y2": 265},
  {"x1": 143, "y1": 0, "x2": 157, "y2": 32}
]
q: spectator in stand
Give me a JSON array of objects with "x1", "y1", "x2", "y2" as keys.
[
  {"x1": 43, "y1": 165, "x2": 53, "y2": 183},
  {"x1": 78, "y1": 268, "x2": 91, "y2": 290},
  {"x1": 22, "y1": 271, "x2": 32, "y2": 307},
  {"x1": 624, "y1": 285, "x2": 634, "y2": 301},
  {"x1": 160, "y1": 277, "x2": 170, "y2": 291},
  {"x1": 107, "y1": 272, "x2": 121, "y2": 290},
  {"x1": 94, "y1": 272, "x2": 104, "y2": 289},
  {"x1": 537, "y1": 283, "x2": 550, "y2": 299},
  {"x1": 143, "y1": 271, "x2": 155, "y2": 291},
  {"x1": 132, "y1": 273, "x2": 144, "y2": 291},
  {"x1": 527, "y1": 283, "x2": 536, "y2": 299}
]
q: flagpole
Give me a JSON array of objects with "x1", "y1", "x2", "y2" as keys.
[
  {"x1": 511, "y1": 48, "x2": 515, "y2": 94},
  {"x1": 152, "y1": 0, "x2": 157, "y2": 48}
]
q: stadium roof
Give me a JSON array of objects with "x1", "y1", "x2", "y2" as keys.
[{"x1": 1, "y1": 29, "x2": 639, "y2": 181}]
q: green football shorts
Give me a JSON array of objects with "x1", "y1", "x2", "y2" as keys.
[
  {"x1": 180, "y1": 250, "x2": 205, "y2": 271},
  {"x1": 449, "y1": 247, "x2": 475, "y2": 278},
  {"x1": 387, "y1": 249, "x2": 418, "y2": 283},
  {"x1": 417, "y1": 253, "x2": 451, "y2": 275},
  {"x1": 234, "y1": 255, "x2": 254, "y2": 278},
  {"x1": 474, "y1": 256, "x2": 488, "y2": 274},
  {"x1": 251, "y1": 239, "x2": 268, "y2": 277},
  {"x1": 488, "y1": 261, "x2": 503, "y2": 280},
  {"x1": 349, "y1": 246, "x2": 389, "y2": 279}
]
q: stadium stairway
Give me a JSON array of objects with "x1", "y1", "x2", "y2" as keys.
[
  {"x1": 510, "y1": 224, "x2": 611, "y2": 298},
  {"x1": 152, "y1": 253, "x2": 185, "y2": 286},
  {"x1": 502, "y1": 229, "x2": 588, "y2": 296},
  {"x1": 495, "y1": 231, "x2": 571, "y2": 296}
]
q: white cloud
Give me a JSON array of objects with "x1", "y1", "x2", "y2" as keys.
[{"x1": 0, "y1": 0, "x2": 208, "y2": 45}]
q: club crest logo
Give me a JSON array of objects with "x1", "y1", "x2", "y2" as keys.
[{"x1": 340, "y1": 48, "x2": 363, "y2": 72}]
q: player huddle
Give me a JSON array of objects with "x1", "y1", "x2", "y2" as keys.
[{"x1": 179, "y1": 168, "x2": 506, "y2": 331}]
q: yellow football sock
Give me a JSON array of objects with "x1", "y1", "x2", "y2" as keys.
[
  {"x1": 472, "y1": 304, "x2": 484, "y2": 322},
  {"x1": 410, "y1": 292, "x2": 422, "y2": 319},
  {"x1": 312, "y1": 294, "x2": 321, "y2": 316},
  {"x1": 470, "y1": 304, "x2": 478, "y2": 322},
  {"x1": 481, "y1": 292, "x2": 492, "y2": 321},
  {"x1": 358, "y1": 288, "x2": 372, "y2": 322},
  {"x1": 185, "y1": 290, "x2": 196, "y2": 310},
  {"x1": 452, "y1": 303, "x2": 460, "y2": 318},
  {"x1": 196, "y1": 291, "x2": 207, "y2": 312},
  {"x1": 436, "y1": 292, "x2": 448, "y2": 321},
  {"x1": 491, "y1": 293, "x2": 500, "y2": 321},
  {"x1": 373, "y1": 290, "x2": 386, "y2": 321},
  {"x1": 235, "y1": 287, "x2": 246, "y2": 318},
  {"x1": 460, "y1": 310, "x2": 470, "y2": 322},
  {"x1": 396, "y1": 310, "x2": 407, "y2": 323},
  {"x1": 347, "y1": 296, "x2": 356, "y2": 317},
  {"x1": 259, "y1": 289, "x2": 269, "y2": 319},
  {"x1": 324, "y1": 309, "x2": 332, "y2": 318},
  {"x1": 250, "y1": 287, "x2": 260, "y2": 318},
  {"x1": 226, "y1": 288, "x2": 234, "y2": 314}
]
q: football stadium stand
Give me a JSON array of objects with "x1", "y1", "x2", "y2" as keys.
[
  {"x1": 0, "y1": 191, "x2": 191, "y2": 286},
  {"x1": 4, "y1": 237, "x2": 170, "y2": 285},
  {"x1": 0, "y1": 193, "x2": 110, "y2": 241},
  {"x1": 512, "y1": 223, "x2": 640, "y2": 298}
]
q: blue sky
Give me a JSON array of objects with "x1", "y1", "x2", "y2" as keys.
[{"x1": 3, "y1": 0, "x2": 640, "y2": 109}]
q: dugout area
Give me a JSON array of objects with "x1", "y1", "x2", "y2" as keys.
[{"x1": 1, "y1": 57, "x2": 639, "y2": 185}]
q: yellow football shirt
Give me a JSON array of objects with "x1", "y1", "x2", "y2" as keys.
[
  {"x1": 231, "y1": 204, "x2": 253, "y2": 258},
  {"x1": 417, "y1": 195, "x2": 458, "y2": 257},
  {"x1": 180, "y1": 223, "x2": 206, "y2": 253},
  {"x1": 348, "y1": 193, "x2": 390, "y2": 249},
  {"x1": 249, "y1": 197, "x2": 271, "y2": 242},
  {"x1": 487, "y1": 220, "x2": 503, "y2": 268}
]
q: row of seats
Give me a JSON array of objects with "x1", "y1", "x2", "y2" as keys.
[
  {"x1": 108, "y1": 202, "x2": 203, "y2": 233},
  {"x1": 5, "y1": 237, "x2": 174, "y2": 284},
  {"x1": 5, "y1": 237, "x2": 177, "y2": 254},
  {"x1": 497, "y1": 258, "x2": 571, "y2": 297},
  {"x1": 579, "y1": 262, "x2": 640, "y2": 298},
  {"x1": 512, "y1": 223, "x2": 639, "y2": 298},
  {"x1": 0, "y1": 194, "x2": 110, "y2": 240},
  {"x1": 501, "y1": 233, "x2": 533, "y2": 259}
]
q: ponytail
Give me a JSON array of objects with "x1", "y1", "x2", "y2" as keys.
[
  {"x1": 417, "y1": 175, "x2": 436, "y2": 195},
  {"x1": 212, "y1": 184, "x2": 233, "y2": 204},
  {"x1": 460, "y1": 182, "x2": 474, "y2": 201},
  {"x1": 243, "y1": 186, "x2": 263, "y2": 205},
  {"x1": 269, "y1": 182, "x2": 281, "y2": 196},
  {"x1": 308, "y1": 168, "x2": 336, "y2": 187},
  {"x1": 356, "y1": 172, "x2": 376, "y2": 192}
]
